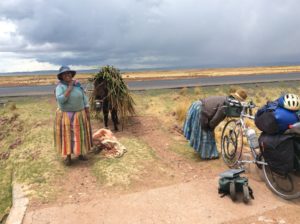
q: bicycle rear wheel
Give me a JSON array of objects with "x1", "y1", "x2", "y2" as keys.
[
  {"x1": 221, "y1": 119, "x2": 243, "y2": 168},
  {"x1": 262, "y1": 158, "x2": 300, "y2": 200}
]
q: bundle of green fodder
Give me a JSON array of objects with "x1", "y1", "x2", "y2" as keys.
[{"x1": 91, "y1": 65, "x2": 136, "y2": 126}]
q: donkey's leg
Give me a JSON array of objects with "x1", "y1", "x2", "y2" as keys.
[
  {"x1": 115, "y1": 110, "x2": 119, "y2": 125},
  {"x1": 103, "y1": 102, "x2": 109, "y2": 128},
  {"x1": 111, "y1": 108, "x2": 119, "y2": 131}
]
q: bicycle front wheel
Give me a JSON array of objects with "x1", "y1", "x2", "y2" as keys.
[
  {"x1": 262, "y1": 158, "x2": 300, "y2": 200},
  {"x1": 221, "y1": 119, "x2": 243, "y2": 168}
]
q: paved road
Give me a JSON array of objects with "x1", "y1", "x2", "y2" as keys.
[
  {"x1": 0, "y1": 73, "x2": 299, "y2": 97},
  {"x1": 23, "y1": 177, "x2": 294, "y2": 224}
]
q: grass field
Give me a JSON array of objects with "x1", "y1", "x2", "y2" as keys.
[
  {"x1": 1, "y1": 80, "x2": 300, "y2": 221},
  {"x1": 1, "y1": 65, "x2": 300, "y2": 87}
]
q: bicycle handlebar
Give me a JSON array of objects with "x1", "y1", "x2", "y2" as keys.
[
  {"x1": 227, "y1": 98, "x2": 256, "y2": 109},
  {"x1": 244, "y1": 100, "x2": 256, "y2": 109},
  {"x1": 226, "y1": 98, "x2": 256, "y2": 118}
]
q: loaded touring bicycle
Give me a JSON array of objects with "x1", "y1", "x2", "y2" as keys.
[{"x1": 221, "y1": 97, "x2": 300, "y2": 200}]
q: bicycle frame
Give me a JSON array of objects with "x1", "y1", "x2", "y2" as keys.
[{"x1": 231, "y1": 101, "x2": 268, "y2": 167}]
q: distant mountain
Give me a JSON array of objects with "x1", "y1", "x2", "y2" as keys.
[
  {"x1": 0, "y1": 69, "x2": 99, "y2": 77},
  {"x1": 1, "y1": 61, "x2": 300, "y2": 76},
  {"x1": 0, "y1": 66, "x2": 198, "y2": 76},
  {"x1": 0, "y1": 67, "x2": 187, "y2": 76}
]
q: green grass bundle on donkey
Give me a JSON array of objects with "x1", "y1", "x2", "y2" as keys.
[{"x1": 91, "y1": 65, "x2": 136, "y2": 131}]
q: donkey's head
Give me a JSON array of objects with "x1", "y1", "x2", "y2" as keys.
[
  {"x1": 93, "y1": 77, "x2": 108, "y2": 111},
  {"x1": 94, "y1": 77, "x2": 108, "y2": 99}
]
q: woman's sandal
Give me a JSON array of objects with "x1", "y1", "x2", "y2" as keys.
[{"x1": 64, "y1": 155, "x2": 72, "y2": 166}]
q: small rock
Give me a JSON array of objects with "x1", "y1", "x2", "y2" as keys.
[
  {"x1": 0, "y1": 151, "x2": 10, "y2": 160},
  {"x1": 35, "y1": 121, "x2": 42, "y2": 127},
  {"x1": 258, "y1": 216, "x2": 266, "y2": 221},
  {"x1": 8, "y1": 138, "x2": 22, "y2": 149},
  {"x1": 258, "y1": 216, "x2": 275, "y2": 223}
]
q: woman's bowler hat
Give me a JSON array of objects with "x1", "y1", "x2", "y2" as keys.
[{"x1": 57, "y1": 65, "x2": 76, "y2": 80}]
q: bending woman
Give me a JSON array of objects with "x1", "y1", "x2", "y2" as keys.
[{"x1": 183, "y1": 89, "x2": 247, "y2": 159}]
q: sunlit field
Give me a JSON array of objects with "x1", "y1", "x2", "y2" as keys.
[{"x1": 1, "y1": 65, "x2": 300, "y2": 87}]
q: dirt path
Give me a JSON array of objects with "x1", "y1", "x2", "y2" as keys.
[{"x1": 23, "y1": 116, "x2": 300, "y2": 223}]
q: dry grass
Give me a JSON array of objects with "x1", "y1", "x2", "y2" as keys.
[
  {"x1": 1, "y1": 80, "x2": 300, "y2": 220},
  {"x1": 0, "y1": 73, "x2": 93, "y2": 87},
  {"x1": 175, "y1": 101, "x2": 190, "y2": 124},
  {"x1": 124, "y1": 65, "x2": 300, "y2": 80},
  {"x1": 178, "y1": 87, "x2": 188, "y2": 96},
  {"x1": 91, "y1": 137, "x2": 156, "y2": 188},
  {"x1": 2, "y1": 65, "x2": 300, "y2": 87},
  {"x1": 194, "y1": 87, "x2": 202, "y2": 95}
]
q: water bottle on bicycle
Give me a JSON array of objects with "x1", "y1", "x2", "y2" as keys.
[{"x1": 246, "y1": 128, "x2": 259, "y2": 149}]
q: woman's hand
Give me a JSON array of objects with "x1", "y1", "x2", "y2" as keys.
[{"x1": 64, "y1": 80, "x2": 74, "y2": 97}]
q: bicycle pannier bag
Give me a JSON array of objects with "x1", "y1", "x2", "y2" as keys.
[
  {"x1": 224, "y1": 97, "x2": 243, "y2": 117},
  {"x1": 255, "y1": 101, "x2": 299, "y2": 134},
  {"x1": 259, "y1": 133, "x2": 294, "y2": 175},
  {"x1": 293, "y1": 137, "x2": 300, "y2": 171},
  {"x1": 274, "y1": 107, "x2": 299, "y2": 133},
  {"x1": 218, "y1": 169, "x2": 254, "y2": 203}
]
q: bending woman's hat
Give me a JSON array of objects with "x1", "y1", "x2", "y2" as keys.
[
  {"x1": 57, "y1": 65, "x2": 76, "y2": 80},
  {"x1": 231, "y1": 89, "x2": 247, "y2": 101}
]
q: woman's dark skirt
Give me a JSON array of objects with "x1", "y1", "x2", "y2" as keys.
[{"x1": 183, "y1": 101, "x2": 219, "y2": 159}]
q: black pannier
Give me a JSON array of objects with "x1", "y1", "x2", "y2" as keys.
[
  {"x1": 259, "y1": 133, "x2": 294, "y2": 175},
  {"x1": 255, "y1": 101, "x2": 279, "y2": 134},
  {"x1": 255, "y1": 100, "x2": 299, "y2": 134},
  {"x1": 255, "y1": 111, "x2": 279, "y2": 134},
  {"x1": 293, "y1": 137, "x2": 300, "y2": 171}
]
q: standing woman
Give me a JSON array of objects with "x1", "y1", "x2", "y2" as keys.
[
  {"x1": 54, "y1": 65, "x2": 93, "y2": 166},
  {"x1": 183, "y1": 89, "x2": 247, "y2": 159}
]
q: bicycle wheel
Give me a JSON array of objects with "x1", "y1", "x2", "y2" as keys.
[
  {"x1": 221, "y1": 119, "x2": 243, "y2": 168},
  {"x1": 262, "y1": 157, "x2": 300, "y2": 200}
]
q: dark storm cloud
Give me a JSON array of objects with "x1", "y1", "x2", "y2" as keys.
[{"x1": 1, "y1": 0, "x2": 300, "y2": 69}]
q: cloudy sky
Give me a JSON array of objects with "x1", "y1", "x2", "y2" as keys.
[{"x1": 0, "y1": 0, "x2": 300, "y2": 73}]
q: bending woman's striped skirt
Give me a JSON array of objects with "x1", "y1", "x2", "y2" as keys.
[
  {"x1": 182, "y1": 101, "x2": 219, "y2": 159},
  {"x1": 54, "y1": 109, "x2": 93, "y2": 157}
]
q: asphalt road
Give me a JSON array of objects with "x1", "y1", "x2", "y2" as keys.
[{"x1": 0, "y1": 73, "x2": 300, "y2": 97}]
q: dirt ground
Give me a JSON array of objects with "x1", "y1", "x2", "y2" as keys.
[{"x1": 23, "y1": 115, "x2": 300, "y2": 224}]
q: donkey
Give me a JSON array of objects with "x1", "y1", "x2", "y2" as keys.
[{"x1": 93, "y1": 77, "x2": 119, "y2": 131}]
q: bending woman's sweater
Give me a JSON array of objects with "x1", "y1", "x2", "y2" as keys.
[{"x1": 200, "y1": 96, "x2": 227, "y2": 131}]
